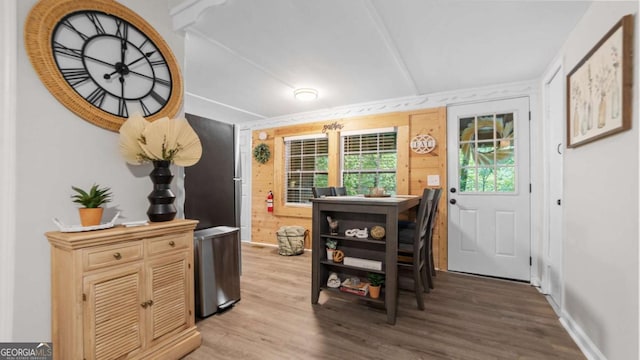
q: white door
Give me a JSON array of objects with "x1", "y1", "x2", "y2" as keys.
[
  {"x1": 543, "y1": 67, "x2": 564, "y2": 309},
  {"x1": 447, "y1": 97, "x2": 531, "y2": 281}
]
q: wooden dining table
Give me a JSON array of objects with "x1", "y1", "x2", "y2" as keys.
[{"x1": 310, "y1": 195, "x2": 420, "y2": 324}]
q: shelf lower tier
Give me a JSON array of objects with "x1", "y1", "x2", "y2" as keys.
[
  {"x1": 320, "y1": 260, "x2": 385, "y2": 274},
  {"x1": 320, "y1": 286, "x2": 385, "y2": 305}
]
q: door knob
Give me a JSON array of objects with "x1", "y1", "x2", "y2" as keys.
[
  {"x1": 450, "y1": 187, "x2": 457, "y2": 193},
  {"x1": 449, "y1": 199, "x2": 457, "y2": 205},
  {"x1": 557, "y1": 199, "x2": 561, "y2": 205}
]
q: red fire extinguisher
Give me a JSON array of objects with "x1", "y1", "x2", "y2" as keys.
[{"x1": 266, "y1": 190, "x2": 274, "y2": 212}]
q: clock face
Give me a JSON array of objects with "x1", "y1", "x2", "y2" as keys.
[
  {"x1": 52, "y1": 11, "x2": 172, "y2": 118},
  {"x1": 24, "y1": 0, "x2": 183, "y2": 131}
]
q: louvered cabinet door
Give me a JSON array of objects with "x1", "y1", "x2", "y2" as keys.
[
  {"x1": 83, "y1": 263, "x2": 145, "y2": 360},
  {"x1": 145, "y1": 252, "x2": 192, "y2": 346}
]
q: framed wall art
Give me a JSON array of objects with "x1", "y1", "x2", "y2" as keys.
[{"x1": 566, "y1": 14, "x2": 634, "y2": 148}]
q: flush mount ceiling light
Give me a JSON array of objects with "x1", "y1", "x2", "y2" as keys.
[{"x1": 293, "y1": 88, "x2": 318, "y2": 101}]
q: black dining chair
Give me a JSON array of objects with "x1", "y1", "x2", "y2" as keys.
[
  {"x1": 332, "y1": 186, "x2": 347, "y2": 196},
  {"x1": 398, "y1": 188, "x2": 441, "y2": 291},
  {"x1": 397, "y1": 188, "x2": 433, "y2": 309},
  {"x1": 312, "y1": 187, "x2": 334, "y2": 198},
  {"x1": 424, "y1": 188, "x2": 442, "y2": 289}
]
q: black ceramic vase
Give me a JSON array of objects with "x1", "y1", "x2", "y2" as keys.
[{"x1": 147, "y1": 160, "x2": 177, "y2": 222}]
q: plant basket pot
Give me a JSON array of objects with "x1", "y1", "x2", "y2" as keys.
[
  {"x1": 369, "y1": 285, "x2": 381, "y2": 299},
  {"x1": 326, "y1": 248, "x2": 334, "y2": 262},
  {"x1": 79, "y1": 208, "x2": 103, "y2": 226}
]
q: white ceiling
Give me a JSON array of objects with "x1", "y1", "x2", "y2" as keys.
[{"x1": 179, "y1": 0, "x2": 591, "y2": 124}]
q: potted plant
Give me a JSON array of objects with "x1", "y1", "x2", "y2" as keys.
[
  {"x1": 71, "y1": 184, "x2": 112, "y2": 226},
  {"x1": 367, "y1": 272, "x2": 385, "y2": 299},
  {"x1": 325, "y1": 239, "x2": 338, "y2": 261}
]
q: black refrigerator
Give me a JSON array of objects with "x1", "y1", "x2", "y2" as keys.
[{"x1": 185, "y1": 113, "x2": 241, "y2": 317}]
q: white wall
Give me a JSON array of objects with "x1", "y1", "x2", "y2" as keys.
[
  {"x1": 559, "y1": 2, "x2": 638, "y2": 359},
  {"x1": 12, "y1": 0, "x2": 184, "y2": 341}
]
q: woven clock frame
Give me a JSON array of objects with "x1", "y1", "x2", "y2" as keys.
[{"x1": 24, "y1": 0, "x2": 183, "y2": 132}]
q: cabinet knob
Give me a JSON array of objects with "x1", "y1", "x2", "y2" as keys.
[
  {"x1": 140, "y1": 302, "x2": 148, "y2": 308},
  {"x1": 147, "y1": 300, "x2": 154, "y2": 306},
  {"x1": 169, "y1": 241, "x2": 175, "y2": 247},
  {"x1": 113, "y1": 252, "x2": 122, "y2": 260}
]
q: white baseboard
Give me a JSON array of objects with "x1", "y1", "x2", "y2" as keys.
[
  {"x1": 559, "y1": 310, "x2": 606, "y2": 360},
  {"x1": 530, "y1": 275, "x2": 541, "y2": 288}
]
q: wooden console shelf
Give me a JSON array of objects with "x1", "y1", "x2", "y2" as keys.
[{"x1": 46, "y1": 219, "x2": 201, "y2": 360}]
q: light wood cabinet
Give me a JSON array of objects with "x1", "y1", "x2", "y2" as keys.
[{"x1": 46, "y1": 220, "x2": 201, "y2": 360}]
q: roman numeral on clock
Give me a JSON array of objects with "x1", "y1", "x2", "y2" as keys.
[
  {"x1": 118, "y1": 98, "x2": 128, "y2": 117},
  {"x1": 86, "y1": 87, "x2": 106, "y2": 108},
  {"x1": 150, "y1": 59, "x2": 166, "y2": 67},
  {"x1": 139, "y1": 99, "x2": 152, "y2": 117},
  {"x1": 115, "y1": 19, "x2": 128, "y2": 40},
  {"x1": 61, "y1": 19, "x2": 88, "y2": 40},
  {"x1": 149, "y1": 90, "x2": 167, "y2": 105},
  {"x1": 53, "y1": 42, "x2": 83, "y2": 60},
  {"x1": 86, "y1": 13, "x2": 105, "y2": 34},
  {"x1": 60, "y1": 68, "x2": 90, "y2": 87}
]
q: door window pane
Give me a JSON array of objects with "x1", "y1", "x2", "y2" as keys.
[{"x1": 458, "y1": 112, "x2": 517, "y2": 193}]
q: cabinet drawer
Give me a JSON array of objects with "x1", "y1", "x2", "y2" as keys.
[
  {"x1": 146, "y1": 233, "x2": 191, "y2": 256},
  {"x1": 83, "y1": 242, "x2": 144, "y2": 271}
]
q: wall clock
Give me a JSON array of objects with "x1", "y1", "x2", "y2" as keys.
[{"x1": 25, "y1": 0, "x2": 183, "y2": 132}]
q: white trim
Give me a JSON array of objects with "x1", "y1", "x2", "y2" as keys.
[
  {"x1": 186, "y1": 91, "x2": 266, "y2": 119},
  {"x1": 283, "y1": 133, "x2": 327, "y2": 142},
  {"x1": 170, "y1": 0, "x2": 228, "y2": 32},
  {"x1": 540, "y1": 57, "x2": 565, "y2": 312},
  {"x1": 242, "y1": 79, "x2": 537, "y2": 130},
  {"x1": 340, "y1": 127, "x2": 396, "y2": 137},
  {"x1": 560, "y1": 310, "x2": 606, "y2": 360},
  {"x1": 187, "y1": 29, "x2": 295, "y2": 89},
  {"x1": 0, "y1": 0, "x2": 17, "y2": 341},
  {"x1": 363, "y1": 0, "x2": 418, "y2": 95}
]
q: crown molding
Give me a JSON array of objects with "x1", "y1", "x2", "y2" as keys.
[
  {"x1": 170, "y1": 0, "x2": 228, "y2": 32},
  {"x1": 241, "y1": 79, "x2": 538, "y2": 130}
]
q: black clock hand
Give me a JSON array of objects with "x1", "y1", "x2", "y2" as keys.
[
  {"x1": 82, "y1": 54, "x2": 116, "y2": 68},
  {"x1": 103, "y1": 51, "x2": 155, "y2": 80},
  {"x1": 126, "y1": 69, "x2": 170, "y2": 87},
  {"x1": 120, "y1": 38, "x2": 127, "y2": 65},
  {"x1": 126, "y1": 51, "x2": 156, "y2": 67}
]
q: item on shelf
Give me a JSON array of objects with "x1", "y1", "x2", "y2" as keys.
[
  {"x1": 71, "y1": 184, "x2": 113, "y2": 226},
  {"x1": 339, "y1": 278, "x2": 369, "y2": 297},
  {"x1": 367, "y1": 273, "x2": 385, "y2": 299},
  {"x1": 327, "y1": 272, "x2": 341, "y2": 288},
  {"x1": 332, "y1": 250, "x2": 345, "y2": 263},
  {"x1": 343, "y1": 256, "x2": 382, "y2": 271},
  {"x1": 370, "y1": 225, "x2": 386, "y2": 240},
  {"x1": 326, "y1": 216, "x2": 339, "y2": 235},
  {"x1": 325, "y1": 238, "x2": 337, "y2": 261},
  {"x1": 52, "y1": 212, "x2": 120, "y2": 233},
  {"x1": 344, "y1": 228, "x2": 368, "y2": 238}
]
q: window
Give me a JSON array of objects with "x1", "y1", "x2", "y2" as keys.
[
  {"x1": 458, "y1": 113, "x2": 516, "y2": 192},
  {"x1": 285, "y1": 134, "x2": 328, "y2": 204},
  {"x1": 341, "y1": 128, "x2": 397, "y2": 195}
]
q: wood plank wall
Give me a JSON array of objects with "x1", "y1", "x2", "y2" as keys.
[{"x1": 251, "y1": 107, "x2": 449, "y2": 270}]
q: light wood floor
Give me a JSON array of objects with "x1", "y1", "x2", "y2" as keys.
[{"x1": 184, "y1": 244, "x2": 584, "y2": 360}]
